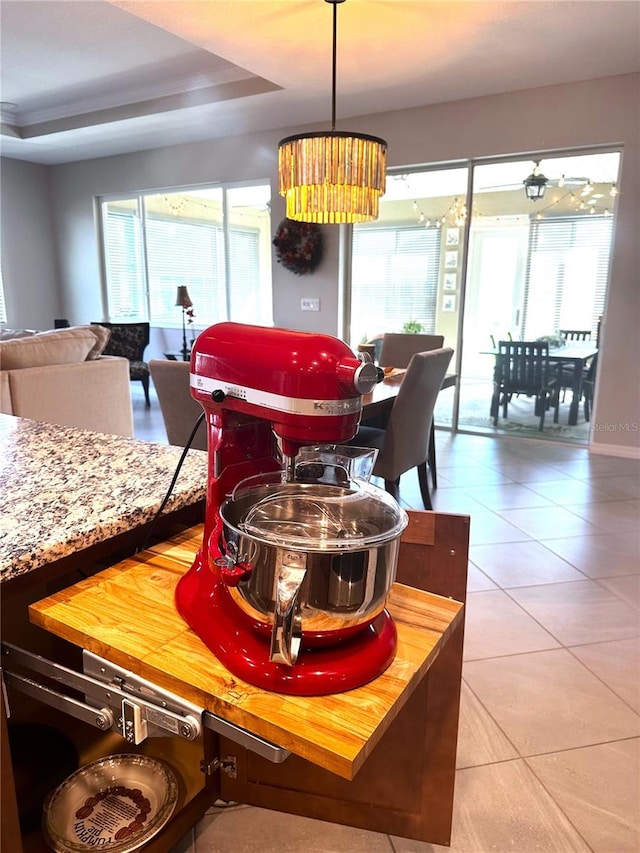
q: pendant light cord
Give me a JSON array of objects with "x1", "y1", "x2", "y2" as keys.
[{"x1": 331, "y1": 0, "x2": 338, "y2": 131}]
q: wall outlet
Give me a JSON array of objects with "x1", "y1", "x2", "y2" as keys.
[{"x1": 301, "y1": 298, "x2": 320, "y2": 311}]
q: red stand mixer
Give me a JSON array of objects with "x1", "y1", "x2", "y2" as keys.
[{"x1": 175, "y1": 322, "x2": 408, "y2": 695}]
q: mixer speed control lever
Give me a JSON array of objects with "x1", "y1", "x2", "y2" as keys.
[{"x1": 351, "y1": 359, "x2": 379, "y2": 394}]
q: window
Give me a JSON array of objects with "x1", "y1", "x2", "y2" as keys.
[
  {"x1": 99, "y1": 184, "x2": 272, "y2": 328},
  {"x1": 347, "y1": 166, "x2": 468, "y2": 353},
  {"x1": 350, "y1": 226, "x2": 441, "y2": 346},
  {"x1": 0, "y1": 265, "x2": 7, "y2": 325},
  {"x1": 522, "y1": 216, "x2": 613, "y2": 339}
]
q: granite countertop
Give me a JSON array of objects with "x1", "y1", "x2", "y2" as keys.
[{"x1": 0, "y1": 414, "x2": 208, "y2": 582}]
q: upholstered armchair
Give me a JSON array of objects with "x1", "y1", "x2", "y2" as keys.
[{"x1": 92, "y1": 321, "x2": 151, "y2": 406}]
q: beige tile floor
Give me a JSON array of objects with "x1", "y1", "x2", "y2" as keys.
[{"x1": 133, "y1": 387, "x2": 640, "y2": 853}]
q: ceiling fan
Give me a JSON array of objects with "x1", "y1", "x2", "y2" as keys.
[{"x1": 481, "y1": 161, "x2": 591, "y2": 201}]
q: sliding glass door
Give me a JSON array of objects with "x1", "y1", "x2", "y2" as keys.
[
  {"x1": 458, "y1": 151, "x2": 620, "y2": 442},
  {"x1": 347, "y1": 149, "x2": 620, "y2": 444},
  {"x1": 349, "y1": 166, "x2": 470, "y2": 429}
]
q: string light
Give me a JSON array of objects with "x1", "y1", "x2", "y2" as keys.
[
  {"x1": 411, "y1": 196, "x2": 468, "y2": 228},
  {"x1": 160, "y1": 193, "x2": 267, "y2": 223},
  {"x1": 163, "y1": 195, "x2": 187, "y2": 215},
  {"x1": 520, "y1": 183, "x2": 618, "y2": 220},
  {"x1": 400, "y1": 176, "x2": 617, "y2": 227}
]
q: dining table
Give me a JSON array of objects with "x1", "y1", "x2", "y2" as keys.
[
  {"x1": 484, "y1": 343, "x2": 597, "y2": 426},
  {"x1": 361, "y1": 370, "x2": 457, "y2": 425}
]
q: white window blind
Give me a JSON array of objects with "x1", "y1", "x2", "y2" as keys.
[
  {"x1": 350, "y1": 226, "x2": 440, "y2": 345},
  {"x1": 100, "y1": 184, "x2": 271, "y2": 328},
  {"x1": 145, "y1": 217, "x2": 226, "y2": 325},
  {"x1": 103, "y1": 208, "x2": 146, "y2": 320},
  {"x1": 523, "y1": 216, "x2": 613, "y2": 340},
  {"x1": 227, "y1": 229, "x2": 262, "y2": 323}
]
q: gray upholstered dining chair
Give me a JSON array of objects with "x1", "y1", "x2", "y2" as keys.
[
  {"x1": 348, "y1": 347, "x2": 453, "y2": 510},
  {"x1": 378, "y1": 333, "x2": 444, "y2": 368},
  {"x1": 377, "y1": 332, "x2": 446, "y2": 489},
  {"x1": 149, "y1": 359, "x2": 207, "y2": 450}
]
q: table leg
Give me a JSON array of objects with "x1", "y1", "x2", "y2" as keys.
[{"x1": 568, "y1": 360, "x2": 583, "y2": 426}]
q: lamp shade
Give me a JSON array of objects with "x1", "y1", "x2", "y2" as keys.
[
  {"x1": 175, "y1": 286, "x2": 193, "y2": 308},
  {"x1": 278, "y1": 131, "x2": 387, "y2": 224}
]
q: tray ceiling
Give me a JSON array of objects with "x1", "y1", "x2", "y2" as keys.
[{"x1": 1, "y1": 0, "x2": 638, "y2": 164}]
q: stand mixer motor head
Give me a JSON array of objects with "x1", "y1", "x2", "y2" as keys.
[{"x1": 190, "y1": 322, "x2": 379, "y2": 463}]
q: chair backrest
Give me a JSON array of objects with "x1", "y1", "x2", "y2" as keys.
[
  {"x1": 495, "y1": 341, "x2": 552, "y2": 393},
  {"x1": 379, "y1": 333, "x2": 445, "y2": 368},
  {"x1": 149, "y1": 359, "x2": 207, "y2": 450},
  {"x1": 92, "y1": 322, "x2": 150, "y2": 362},
  {"x1": 560, "y1": 329, "x2": 591, "y2": 341},
  {"x1": 373, "y1": 348, "x2": 453, "y2": 480}
]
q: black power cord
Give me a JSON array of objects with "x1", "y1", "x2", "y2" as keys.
[{"x1": 136, "y1": 412, "x2": 206, "y2": 554}]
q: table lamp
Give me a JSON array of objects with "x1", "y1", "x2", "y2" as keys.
[{"x1": 175, "y1": 286, "x2": 193, "y2": 361}]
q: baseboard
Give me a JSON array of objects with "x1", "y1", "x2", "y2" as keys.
[{"x1": 589, "y1": 440, "x2": 640, "y2": 459}]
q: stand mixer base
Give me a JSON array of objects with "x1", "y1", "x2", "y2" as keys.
[{"x1": 175, "y1": 555, "x2": 397, "y2": 696}]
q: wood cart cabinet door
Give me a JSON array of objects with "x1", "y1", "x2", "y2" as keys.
[
  {"x1": 216, "y1": 511, "x2": 469, "y2": 846},
  {"x1": 2, "y1": 700, "x2": 22, "y2": 853}
]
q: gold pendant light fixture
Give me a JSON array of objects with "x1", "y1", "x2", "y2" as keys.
[{"x1": 278, "y1": 0, "x2": 387, "y2": 224}]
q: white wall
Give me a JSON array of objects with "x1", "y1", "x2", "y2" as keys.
[
  {"x1": 1, "y1": 159, "x2": 60, "y2": 330},
  {"x1": 2, "y1": 73, "x2": 638, "y2": 454}
]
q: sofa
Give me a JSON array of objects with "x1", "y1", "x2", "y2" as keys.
[{"x1": 0, "y1": 326, "x2": 134, "y2": 436}]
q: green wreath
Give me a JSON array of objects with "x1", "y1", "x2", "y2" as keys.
[{"x1": 273, "y1": 219, "x2": 323, "y2": 276}]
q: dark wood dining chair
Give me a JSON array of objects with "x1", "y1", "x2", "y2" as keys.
[
  {"x1": 348, "y1": 347, "x2": 454, "y2": 510},
  {"x1": 555, "y1": 329, "x2": 594, "y2": 401},
  {"x1": 581, "y1": 351, "x2": 598, "y2": 422},
  {"x1": 490, "y1": 341, "x2": 559, "y2": 431},
  {"x1": 92, "y1": 321, "x2": 151, "y2": 406},
  {"x1": 559, "y1": 329, "x2": 592, "y2": 341}
]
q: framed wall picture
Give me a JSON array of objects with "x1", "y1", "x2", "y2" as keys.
[
  {"x1": 442, "y1": 294, "x2": 456, "y2": 312},
  {"x1": 443, "y1": 273, "x2": 457, "y2": 290},
  {"x1": 446, "y1": 227, "x2": 460, "y2": 246},
  {"x1": 445, "y1": 250, "x2": 458, "y2": 269}
]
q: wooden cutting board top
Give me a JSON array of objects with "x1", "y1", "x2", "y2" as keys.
[{"x1": 29, "y1": 525, "x2": 463, "y2": 780}]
